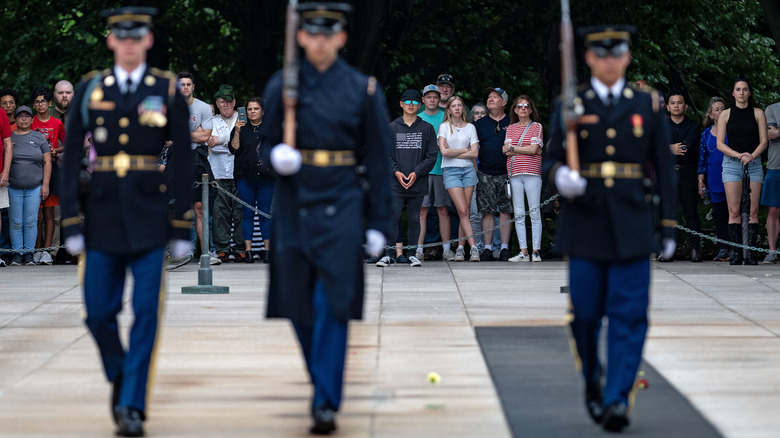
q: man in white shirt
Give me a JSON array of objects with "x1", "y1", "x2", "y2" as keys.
[{"x1": 207, "y1": 84, "x2": 245, "y2": 262}]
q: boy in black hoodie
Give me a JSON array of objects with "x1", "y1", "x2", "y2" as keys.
[{"x1": 376, "y1": 89, "x2": 438, "y2": 267}]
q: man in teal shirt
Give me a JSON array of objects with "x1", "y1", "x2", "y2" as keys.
[{"x1": 417, "y1": 84, "x2": 454, "y2": 260}]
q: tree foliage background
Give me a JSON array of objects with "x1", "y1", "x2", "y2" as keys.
[{"x1": 1, "y1": 0, "x2": 779, "y2": 125}]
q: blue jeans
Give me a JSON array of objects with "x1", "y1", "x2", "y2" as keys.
[
  {"x1": 236, "y1": 178, "x2": 274, "y2": 242},
  {"x1": 8, "y1": 186, "x2": 41, "y2": 253}
]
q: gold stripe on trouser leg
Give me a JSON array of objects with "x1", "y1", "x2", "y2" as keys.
[
  {"x1": 564, "y1": 297, "x2": 582, "y2": 373},
  {"x1": 78, "y1": 253, "x2": 88, "y2": 320},
  {"x1": 144, "y1": 255, "x2": 168, "y2": 410},
  {"x1": 627, "y1": 372, "x2": 640, "y2": 414}
]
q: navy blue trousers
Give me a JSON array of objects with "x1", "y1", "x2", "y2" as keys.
[
  {"x1": 292, "y1": 281, "x2": 348, "y2": 412},
  {"x1": 568, "y1": 256, "x2": 649, "y2": 407},
  {"x1": 83, "y1": 246, "x2": 165, "y2": 414}
]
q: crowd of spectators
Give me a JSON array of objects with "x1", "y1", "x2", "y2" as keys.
[{"x1": 2, "y1": 72, "x2": 780, "y2": 268}]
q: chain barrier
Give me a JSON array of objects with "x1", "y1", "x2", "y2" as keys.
[
  {"x1": 675, "y1": 224, "x2": 771, "y2": 254},
  {"x1": 0, "y1": 183, "x2": 765, "y2": 258},
  {"x1": 201, "y1": 180, "x2": 775, "y2": 254}
]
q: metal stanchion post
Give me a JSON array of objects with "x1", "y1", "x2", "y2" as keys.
[{"x1": 182, "y1": 174, "x2": 229, "y2": 294}]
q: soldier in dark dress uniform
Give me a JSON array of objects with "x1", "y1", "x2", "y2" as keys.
[
  {"x1": 260, "y1": 2, "x2": 392, "y2": 435},
  {"x1": 60, "y1": 7, "x2": 193, "y2": 437},
  {"x1": 544, "y1": 27, "x2": 677, "y2": 433}
]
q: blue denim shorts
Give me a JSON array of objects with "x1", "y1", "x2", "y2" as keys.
[
  {"x1": 442, "y1": 165, "x2": 478, "y2": 189},
  {"x1": 721, "y1": 156, "x2": 763, "y2": 183}
]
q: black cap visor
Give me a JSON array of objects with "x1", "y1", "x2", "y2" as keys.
[
  {"x1": 112, "y1": 25, "x2": 150, "y2": 40},
  {"x1": 590, "y1": 42, "x2": 629, "y2": 58}
]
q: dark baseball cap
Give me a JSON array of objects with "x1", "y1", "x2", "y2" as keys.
[
  {"x1": 14, "y1": 105, "x2": 32, "y2": 117},
  {"x1": 437, "y1": 74, "x2": 454, "y2": 87},
  {"x1": 401, "y1": 89, "x2": 422, "y2": 102},
  {"x1": 485, "y1": 87, "x2": 509, "y2": 101}
]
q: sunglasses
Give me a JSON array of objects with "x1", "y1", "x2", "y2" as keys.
[
  {"x1": 495, "y1": 122, "x2": 502, "y2": 134},
  {"x1": 403, "y1": 100, "x2": 420, "y2": 105},
  {"x1": 516, "y1": 103, "x2": 530, "y2": 108}
]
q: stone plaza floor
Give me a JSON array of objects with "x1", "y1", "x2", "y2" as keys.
[{"x1": 0, "y1": 258, "x2": 779, "y2": 437}]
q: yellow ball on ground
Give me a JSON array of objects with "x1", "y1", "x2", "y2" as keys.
[{"x1": 427, "y1": 372, "x2": 441, "y2": 384}]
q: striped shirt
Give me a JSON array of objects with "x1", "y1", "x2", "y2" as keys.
[{"x1": 505, "y1": 122, "x2": 543, "y2": 176}]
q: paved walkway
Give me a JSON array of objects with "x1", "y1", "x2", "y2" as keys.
[{"x1": 0, "y1": 259, "x2": 778, "y2": 437}]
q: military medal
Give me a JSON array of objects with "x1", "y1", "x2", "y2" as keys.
[
  {"x1": 103, "y1": 75, "x2": 116, "y2": 87},
  {"x1": 138, "y1": 96, "x2": 167, "y2": 127},
  {"x1": 91, "y1": 88, "x2": 104, "y2": 102},
  {"x1": 632, "y1": 114, "x2": 644, "y2": 137}
]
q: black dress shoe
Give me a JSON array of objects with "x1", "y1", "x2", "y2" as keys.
[
  {"x1": 111, "y1": 374, "x2": 123, "y2": 424},
  {"x1": 602, "y1": 402, "x2": 629, "y2": 433},
  {"x1": 691, "y1": 248, "x2": 702, "y2": 262},
  {"x1": 365, "y1": 255, "x2": 380, "y2": 264},
  {"x1": 245, "y1": 251, "x2": 255, "y2": 263},
  {"x1": 114, "y1": 406, "x2": 144, "y2": 437},
  {"x1": 585, "y1": 381, "x2": 604, "y2": 424},
  {"x1": 310, "y1": 405, "x2": 337, "y2": 435}
]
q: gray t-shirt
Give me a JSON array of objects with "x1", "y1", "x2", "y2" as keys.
[
  {"x1": 188, "y1": 98, "x2": 214, "y2": 150},
  {"x1": 10, "y1": 131, "x2": 49, "y2": 189},
  {"x1": 766, "y1": 102, "x2": 780, "y2": 170}
]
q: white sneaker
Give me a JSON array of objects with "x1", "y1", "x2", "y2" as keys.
[
  {"x1": 39, "y1": 252, "x2": 53, "y2": 265},
  {"x1": 443, "y1": 249, "x2": 456, "y2": 261},
  {"x1": 408, "y1": 255, "x2": 422, "y2": 267},
  {"x1": 469, "y1": 246, "x2": 481, "y2": 262},
  {"x1": 454, "y1": 247, "x2": 465, "y2": 261},
  {"x1": 209, "y1": 252, "x2": 222, "y2": 265},
  {"x1": 415, "y1": 248, "x2": 424, "y2": 260},
  {"x1": 531, "y1": 251, "x2": 542, "y2": 262},
  {"x1": 376, "y1": 256, "x2": 393, "y2": 267},
  {"x1": 508, "y1": 253, "x2": 528, "y2": 262},
  {"x1": 33, "y1": 251, "x2": 43, "y2": 264}
]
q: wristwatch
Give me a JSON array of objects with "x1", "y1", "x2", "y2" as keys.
[{"x1": 510, "y1": 145, "x2": 515, "y2": 152}]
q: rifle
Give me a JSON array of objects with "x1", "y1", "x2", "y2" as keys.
[
  {"x1": 560, "y1": 0, "x2": 583, "y2": 172},
  {"x1": 282, "y1": 0, "x2": 299, "y2": 148}
]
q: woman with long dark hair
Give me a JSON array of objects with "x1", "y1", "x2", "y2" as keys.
[
  {"x1": 716, "y1": 78, "x2": 768, "y2": 265},
  {"x1": 229, "y1": 97, "x2": 274, "y2": 263},
  {"x1": 503, "y1": 95, "x2": 543, "y2": 262}
]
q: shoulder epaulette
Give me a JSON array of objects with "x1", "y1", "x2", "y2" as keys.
[
  {"x1": 81, "y1": 70, "x2": 101, "y2": 81},
  {"x1": 577, "y1": 83, "x2": 589, "y2": 92},
  {"x1": 367, "y1": 76, "x2": 377, "y2": 96},
  {"x1": 150, "y1": 67, "x2": 177, "y2": 80},
  {"x1": 102, "y1": 68, "x2": 113, "y2": 76}
]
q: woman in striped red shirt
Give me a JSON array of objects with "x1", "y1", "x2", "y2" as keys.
[{"x1": 502, "y1": 95, "x2": 543, "y2": 262}]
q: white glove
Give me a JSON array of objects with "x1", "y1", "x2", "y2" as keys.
[
  {"x1": 170, "y1": 239, "x2": 193, "y2": 259},
  {"x1": 270, "y1": 143, "x2": 302, "y2": 175},
  {"x1": 660, "y1": 238, "x2": 676, "y2": 260},
  {"x1": 365, "y1": 229, "x2": 386, "y2": 255},
  {"x1": 555, "y1": 165, "x2": 588, "y2": 198},
  {"x1": 65, "y1": 235, "x2": 85, "y2": 255}
]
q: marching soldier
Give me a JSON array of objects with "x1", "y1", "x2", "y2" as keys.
[
  {"x1": 544, "y1": 26, "x2": 677, "y2": 432},
  {"x1": 60, "y1": 7, "x2": 193, "y2": 436},
  {"x1": 260, "y1": 2, "x2": 392, "y2": 435}
]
